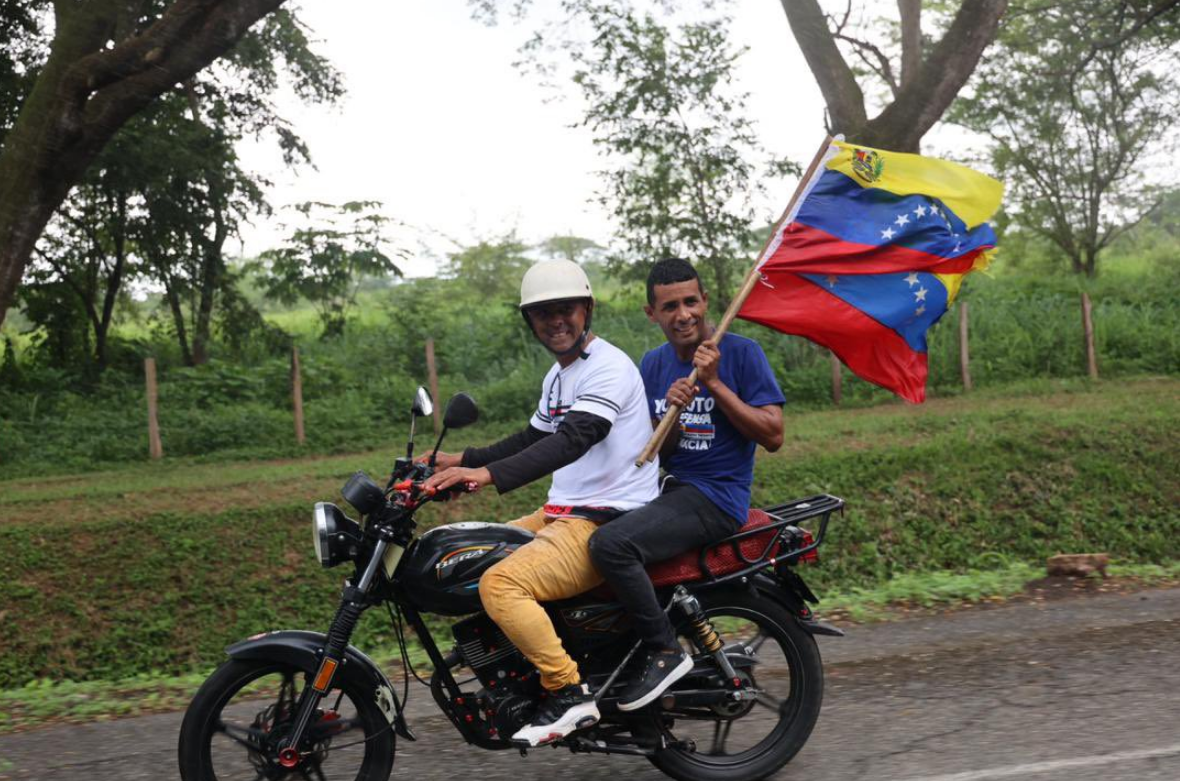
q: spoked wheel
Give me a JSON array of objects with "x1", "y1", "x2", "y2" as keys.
[
  {"x1": 648, "y1": 588, "x2": 823, "y2": 781},
  {"x1": 178, "y1": 659, "x2": 395, "y2": 781}
]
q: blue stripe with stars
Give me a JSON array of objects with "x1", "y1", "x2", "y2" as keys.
[
  {"x1": 796, "y1": 170, "x2": 996, "y2": 260},
  {"x1": 800, "y1": 270, "x2": 950, "y2": 353}
]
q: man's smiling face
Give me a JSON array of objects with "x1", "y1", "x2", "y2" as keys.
[
  {"x1": 645, "y1": 279, "x2": 709, "y2": 354},
  {"x1": 526, "y1": 299, "x2": 589, "y2": 354}
]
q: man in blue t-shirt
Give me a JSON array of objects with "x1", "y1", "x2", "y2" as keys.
[{"x1": 588, "y1": 257, "x2": 785, "y2": 711}]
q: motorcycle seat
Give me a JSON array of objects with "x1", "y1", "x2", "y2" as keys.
[
  {"x1": 585, "y1": 508, "x2": 781, "y2": 600},
  {"x1": 645, "y1": 507, "x2": 779, "y2": 587}
]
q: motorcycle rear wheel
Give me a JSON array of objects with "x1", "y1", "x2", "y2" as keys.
[
  {"x1": 648, "y1": 588, "x2": 823, "y2": 781},
  {"x1": 178, "y1": 658, "x2": 395, "y2": 781}
]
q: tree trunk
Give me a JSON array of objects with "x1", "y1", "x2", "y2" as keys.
[
  {"x1": 191, "y1": 183, "x2": 230, "y2": 366},
  {"x1": 95, "y1": 195, "x2": 130, "y2": 373},
  {"x1": 0, "y1": 0, "x2": 288, "y2": 328},
  {"x1": 162, "y1": 275, "x2": 194, "y2": 367},
  {"x1": 780, "y1": 0, "x2": 1008, "y2": 152}
]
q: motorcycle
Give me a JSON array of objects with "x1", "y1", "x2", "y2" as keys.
[{"x1": 178, "y1": 387, "x2": 844, "y2": 781}]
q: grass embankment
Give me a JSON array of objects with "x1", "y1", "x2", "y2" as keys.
[{"x1": 0, "y1": 378, "x2": 1176, "y2": 727}]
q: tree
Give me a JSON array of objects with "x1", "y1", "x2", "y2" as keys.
[
  {"x1": 21, "y1": 140, "x2": 138, "y2": 374},
  {"x1": 0, "y1": 0, "x2": 291, "y2": 328},
  {"x1": 566, "y1": 6, "x2": 792, "y2": 310},
  {"x1": 258, "y1": 202, "x2": 405, "y2": 338},
  {"x1": 474, "y1": 0, "x2": 1007, "y2": 153},
  {"x1": 443, "y1": 234, "x2": 533, "y2": 300},
  {"x1": 10, "y1": 7, "x2": 341, "y2": 367},
  {"x1": 779, "y1": 0, "x2": 1008, "y2": 152},
  {"x1": 950, "y1": 1, "x2": 1180, "y2": 276}
]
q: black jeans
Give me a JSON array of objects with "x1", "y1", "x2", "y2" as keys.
[{"x1": 588, "y1": 479, "x2": 739, "y2": 650}]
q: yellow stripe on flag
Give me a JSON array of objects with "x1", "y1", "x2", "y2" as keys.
[{"x1": 827, "y1": 140, "x2": 1004, "y2": 229}]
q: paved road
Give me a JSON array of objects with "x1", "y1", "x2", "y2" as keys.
[{"x1": 2, "y1": 587, "x2": 1179, "y2": 781}]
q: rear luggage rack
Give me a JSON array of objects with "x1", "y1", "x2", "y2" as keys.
[{"x1": 694, "y1": 494, "x2": 843, "y2": 586}]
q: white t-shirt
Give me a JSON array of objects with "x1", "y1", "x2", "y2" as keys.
[{"x1": 529, "y1": 337, "x2": 659, "y2": 511}]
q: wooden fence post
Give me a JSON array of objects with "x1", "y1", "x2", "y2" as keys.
[
  {"x1": 144, "y1": 358, "x2": 163, "y2": 460},
  {"x1": 830, "y1": 351, "x2": 842, "y2": 405},
  {"x1": 959, "y1": 300, "x2": 972, "y2": 392},
  {"x1": 425, "y1": 338, "x2": 441, "y2": 435},
  {"x1": 292, "y1": 346, "x2": 306, "y2": 445},
  {"x1": 1080, "y1": 292, "x2": 1099, "y2": 379}
]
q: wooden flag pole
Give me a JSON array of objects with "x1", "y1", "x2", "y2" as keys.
[{"x1": 634, "y1": 134, "x2": 835, "y2": 466}]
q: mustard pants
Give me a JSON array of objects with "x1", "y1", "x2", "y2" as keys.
[{"x1": 478, "y1": 508, "x2": 604, "y2": 692}]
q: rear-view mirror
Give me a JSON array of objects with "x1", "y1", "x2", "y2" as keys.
[
  {"x1": 443, "y1": 393, "x2": 479, "y2": 430},
  {"x1": 412, "y1": 386, "x2": 433, "y2": 418}
]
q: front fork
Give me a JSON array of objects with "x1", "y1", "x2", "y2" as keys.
[{"x1": 276, "y1": 539, "x2": 391, "y2": 768}]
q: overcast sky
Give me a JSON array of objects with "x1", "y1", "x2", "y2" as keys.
[{"x1": 234, "y1": 2, "x2": 943, "y2": 277}]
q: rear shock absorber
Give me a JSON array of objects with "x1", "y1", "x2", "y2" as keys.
[{"x1": 672, "y1": 587, "x2": 739, "y2": 683}]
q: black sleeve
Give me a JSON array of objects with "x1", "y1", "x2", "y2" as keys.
[
  {"x1": 486, "y1": 411, "x2": 612, "y2": 494},
  {"x1": 461, "y1": 425, "x2": 550, "y2": 468}
]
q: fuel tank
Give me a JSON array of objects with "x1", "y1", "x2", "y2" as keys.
[{"x1": 399, "y1": 522, "x2": 535, "y2": 615}]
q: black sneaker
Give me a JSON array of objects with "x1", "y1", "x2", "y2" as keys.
[
  {"x1": 617, "y1": 648, "x2": 694, "y2": 712},
  {"x1": 511, "y1": 682, "x2": 600, "y2": 747}
]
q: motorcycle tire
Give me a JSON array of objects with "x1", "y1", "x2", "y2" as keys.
[
  {"x1": 648, "y1": 587, "x2": 823, "y2": 781},
  {"x1": 178, "y1": 658, "x2": 396, "y2": 781}
]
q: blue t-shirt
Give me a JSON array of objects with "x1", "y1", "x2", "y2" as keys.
[{"x1": 640, "y1": 333, "x2": 786, "y2": 526}]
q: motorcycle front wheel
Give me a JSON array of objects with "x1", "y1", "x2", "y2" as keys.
[
  {"x1": 649, "y1": 588, "x2": 823, "y2": 781},
  {"x1": 178, "y1": 658, "x2": 395, "y2": 781}
]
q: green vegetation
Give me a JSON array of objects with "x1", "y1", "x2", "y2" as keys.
[
  {"x1": 0, "y1": 378, "x2": 1175, "y2": 694},
  {"x1": 3, "y1": 258, "x2": 1177, "y2": 478}
]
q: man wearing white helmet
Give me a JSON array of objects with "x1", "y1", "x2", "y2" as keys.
[{"x1": 425, "y1": 259, "x2": 659, "y2": 747}]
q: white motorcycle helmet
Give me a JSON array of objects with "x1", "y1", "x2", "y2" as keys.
[
  {"x1": 519, "y1": 259, "x2": 593, "y2": 309},
  {"x1": 519, "y1": 260, "x2": 594, "y2": 357}
]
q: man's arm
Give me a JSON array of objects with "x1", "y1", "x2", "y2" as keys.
[
  {"x1": 695, "y1": 340, "x2": 784, "y2": 452},
  {"x1": 426, "y1": 426, "x2": 548, "y2": 470},
  {"x1": 461, "y1": 426, "x2": 549, "y2": 468},
  {"x1": 423, "y1": 411, "x2": 611, "y2": 493}
]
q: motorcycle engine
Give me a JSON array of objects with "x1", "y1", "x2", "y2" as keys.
[{"x1": 452, "y1": 613, "x2": 540, "y2": 737}]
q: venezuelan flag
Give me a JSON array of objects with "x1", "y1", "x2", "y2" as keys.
[{"x1": 738, "y1": 139, "x2": 1003, "y2": 403}]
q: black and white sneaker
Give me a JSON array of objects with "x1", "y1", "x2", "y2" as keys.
[
  {"x1": 511, "y1": 683, "x2": 600, "y2": 747},
  {"x1": 617, "y1": 648, "x2": 694, "y2": 712}
]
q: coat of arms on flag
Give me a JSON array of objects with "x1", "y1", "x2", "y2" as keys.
[{"x1": 738, "y1": 138, "x2": 1004, "y2": 403}]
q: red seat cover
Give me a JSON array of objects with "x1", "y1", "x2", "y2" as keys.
[{"x1": 644, "y1": 508, "x2": 778, "y2": 588}]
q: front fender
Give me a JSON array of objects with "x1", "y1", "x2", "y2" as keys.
[{"x1": 227, "y1": 630, "x2": 415, "y2": 739}]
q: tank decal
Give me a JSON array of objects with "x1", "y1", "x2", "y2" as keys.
[{"x1": 435, "y1": 545, "x2": 495, "y2": 578}]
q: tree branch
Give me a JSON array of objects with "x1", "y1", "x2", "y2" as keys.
[
  {"x1": 869, "y1": 0, "x2": 1008, "y2": 151},
  {"x1": 897, "y1": 0, "x2": 921, "y2": 88},
  {"x1": 779, "y1": 0, "x2": 867, "y2": 134}
]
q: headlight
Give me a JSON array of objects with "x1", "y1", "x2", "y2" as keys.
[{"x1": 313, "y1": 502, "x2": 361, "y2": 569}]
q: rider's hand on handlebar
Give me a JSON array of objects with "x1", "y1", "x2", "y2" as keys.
[
  {"x1": 422, "y1": 466, "x2": 492, "y2": 496},
  {"x1": 415, "y1": 450, "x2": 463, "y2": 470}
]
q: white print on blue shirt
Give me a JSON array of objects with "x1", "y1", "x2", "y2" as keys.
[{"x1": 654, "y1": 396, "x2": 716, "y2": 449}]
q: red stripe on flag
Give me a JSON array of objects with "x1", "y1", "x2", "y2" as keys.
[
  {"x1": 762, "y1": 223, "x2": 984, "y2": 276},
  {"x1": 738, "y1": 271, "x2": 928, "y2": 403}
]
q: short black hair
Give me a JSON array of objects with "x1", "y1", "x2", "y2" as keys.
[{"x1": 646, "y1": 257, "x2": 704, "y2": 305}]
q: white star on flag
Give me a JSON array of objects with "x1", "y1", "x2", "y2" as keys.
[
  {"x1": 894, "y1": 213, "x2": 910, "y2": 227},
  {"x1": 915, "y1": 287, "x2": 928, "y2": 302},
  {"x1": 913, "y1": 204, "x2": 927, "y2": 218},
  {"x1": 826, "y1": 275, "x2": 838, "y2": 288},
  {"x1": 881, "y1": 227, "x2": 896, "y2": 240},
  {"x1": 905, "y1": 272, "x2": 920, "y2": 287}
]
